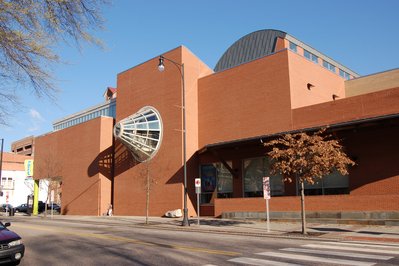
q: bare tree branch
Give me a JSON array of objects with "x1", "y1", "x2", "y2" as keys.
[{"x1": 0, "y1": 0, "x2": 109, "y2": 125}]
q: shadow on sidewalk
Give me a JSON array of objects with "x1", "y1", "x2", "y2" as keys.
[
  {"x1": 309, "y1": 227, "x2": 352, "y2": 233},
  {"x1": 357, "y1": 230, "x2": 399, "y2": 236},
  {"x1": 192, "y1": 219, "x2": 253, "y2": 227},
  {"x1": 310, "y1": 227, "x2": 399, "y2": 236}
]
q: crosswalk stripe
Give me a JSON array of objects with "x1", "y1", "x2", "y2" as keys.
[
  {"x1": 319, "y1": 241, "x2": 399, "y2": 250},
  {"x1": 304, "y1": 244, "x2": 399, "y2": 255},
  {"x1": 257, "y1": 251, "x2": 375, "y2": 266},
  {"x1": 282, "y1": 247, "x2": 393, "y2": 260},
  {"x1": 228, "y1": 257, "x2": 301, "y2": 266},
  {"x1": 342, "y1": 241, "x2": 399, "y2": 248}
]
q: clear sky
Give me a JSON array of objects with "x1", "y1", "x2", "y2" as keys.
[{"x1": 1, "y1": 0, "x2": 398, "y2": 152}]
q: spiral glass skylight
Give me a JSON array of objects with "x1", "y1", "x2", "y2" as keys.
[{"x1": 114, "y1": 106, "x2": 163, "y2": 162}]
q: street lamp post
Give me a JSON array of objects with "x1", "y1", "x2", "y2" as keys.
[
  {"x1": 0, "y1": 139, "x2": 3, "y2": 197},
  {"x1": 158, "y1": 55, "x2": 189, "y2": 226}
]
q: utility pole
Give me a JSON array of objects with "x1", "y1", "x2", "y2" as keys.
[{"x1": 0, "y1": 139, "x2": 3, "y2": 197}]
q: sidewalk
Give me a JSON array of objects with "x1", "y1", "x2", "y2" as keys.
[{"x1": 21, "y1": 214, "x2": 399, "y2": 244}]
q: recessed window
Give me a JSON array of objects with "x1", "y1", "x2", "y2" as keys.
[
  {"x1": 289, "y1": 42, "x2": 297, "y2": 53},
  {"x1": 304, "y1": 49, "x2": 319, "y2": 63},
  {"x1": 243, "y1": 157, "x2": 284, "y2": 198},
  {"x1": 199, "y1": 162, "x2": 233, "y2": 204},
  {"x1": 339, "y1": 69, "x2": 351, "y2": 80},
  {"x1": 303, "y1": 171, "x2": 349, "y2": 195},
  {"x1": 323, "y1": 60, "x2": 336, "y2": 73}
]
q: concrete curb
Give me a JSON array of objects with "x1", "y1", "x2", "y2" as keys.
[{"x1": 7, "y1": 214, "x2": 399, "y2": 244}]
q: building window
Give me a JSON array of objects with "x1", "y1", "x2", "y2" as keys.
[
  {"x1": 289, "y1": 42, "x2": 297, "y2": 53},
  {"x1": 302, "y1": 171, "x2": 349, "y2": 195},
  {"x1": 200, "y1": 162, "x2": 233, "y2": 204},
  {"x1": 304, "y1": 49, "x2": 319, "y2": 63},
  {"x1": 339, "y1": 69, "x2": 351, "y2": 80},
  {"x1": 323, "y1": 60, "x2": 336, "y2": 73},
  {"x1": 215, "y1": 162, "x2": 233, "y2": 198},
  {"x1": 1, "y1": 177, "x2": 13, "y2": 190},
  {"x1": 114, "y1": 106, "x2": 163, "y2": 162},
  {"x1": 243, "y1": 157, "x2": 284, "y2": 197}
]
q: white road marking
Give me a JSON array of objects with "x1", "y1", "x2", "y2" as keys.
[
  {"x1": 304, "y1": 243, "x2": 399, "y2": 255},
  {"x1": 282, "y1": 247, "x2": 393, "y2": 260},
  {"x1": 257, "y1": 251, "x2": 375, "y2": 266},
  {"x1": 228, "y1": 257, "x2": 301, "y2": 266},
  {"x1": 318, "y1": 241, "x2": 399, "y2": 250}
]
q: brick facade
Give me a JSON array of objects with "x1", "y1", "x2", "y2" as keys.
[{"x1": 32, "y1": 30, "x2": 399, "y2": 218}]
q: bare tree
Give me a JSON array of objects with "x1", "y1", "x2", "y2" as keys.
[
  {"x1": 35, "y1": 148, "x2": 62, "y2": 216},
  {"x1": 265, "y1": 129, "x2": 355, "y2": 234},
  {"x1": 0, "y1": 0, "x2": 108, "y2": 124},
  {"x1": 141, "y1": 161, "x2": 157, "y2": 225}
]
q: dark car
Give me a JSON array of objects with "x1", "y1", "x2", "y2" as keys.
[
  {"x1": 47, "y1": 203, "x2": 61, "y2": 212},
  {"x1": 15, "y1": 204, "x2": 28, "y2": 213},
  {"x1": 0, "y1": 221, "x2": 24, "y2": 265},
  {"x1": 0, "y1": 204, "x2": 14, "y2": 214}
]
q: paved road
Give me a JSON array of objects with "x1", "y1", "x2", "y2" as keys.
[{"x1": 7, "y1": 218, "x2": 399, "y2": 265}]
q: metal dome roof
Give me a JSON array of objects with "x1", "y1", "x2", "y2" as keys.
[{"x1": 214, "y1": 29, "x2": 287, "y2": 72}]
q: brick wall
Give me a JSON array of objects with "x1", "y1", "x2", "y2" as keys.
[
  {"x1": 34, "y1": 116, "x2": 114, "y2": 215},
  {"x1": 215, "y1": 194, "x2": 399, "y2": 217}
]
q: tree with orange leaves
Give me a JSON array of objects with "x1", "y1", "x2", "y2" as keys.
[{"x1": 265, "y1": 129, "x2": 355, "y2": 234}]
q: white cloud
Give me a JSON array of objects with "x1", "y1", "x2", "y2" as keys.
[
  {"x1": 28, "y1": 109, "x2": 45, "y2": 132},
  {"x1": 29, "y1": 109, "x2": 45, "y2": 121}
]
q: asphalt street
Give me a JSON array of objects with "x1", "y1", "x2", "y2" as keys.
[{"x1": 4, "y1": 215, "x2": 399, "y2": 265}]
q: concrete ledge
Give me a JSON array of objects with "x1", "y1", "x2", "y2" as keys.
[{"x1": 222, "y1": 211, "x2": 399, "y2": 226}]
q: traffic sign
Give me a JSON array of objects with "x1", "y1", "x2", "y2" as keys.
[
  {"x1": 195, "y1": 178, "x2": 201, "y2": 194},
  {"x1": 263, "y1": 176, "x2": 271, "y2": 199},
  {"x1": 263, "y1": 176, "x2": 271, "y2": 232},
  {"x1": 195, "y1": 178, "x2": 201, "y2": 187}
]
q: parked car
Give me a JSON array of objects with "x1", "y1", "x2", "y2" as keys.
[
  {"x1": 0, "y1": 221, "x2": 24, "y2": 265},
  {"x1": 47, "y1": 203, "x2": 61, "y2": 212},
  {"x1": 15, "y1": 204, "x2": 28, "y2": 213},
  {"x1": 0, "y1": 204, "x2": 15, "y2": 214}
]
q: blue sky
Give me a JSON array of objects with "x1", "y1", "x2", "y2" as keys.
[{"x1": 1, "y1": 0, "x2": 398, "y2": 151}]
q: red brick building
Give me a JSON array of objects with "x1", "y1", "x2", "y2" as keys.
[{"x1": 33, "y1": 30, "x2": 399, "y2": 220}]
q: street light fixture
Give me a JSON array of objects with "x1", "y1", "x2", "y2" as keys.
[{"x1": 158, "y1": 55, "x2": 189, "y2": 226}]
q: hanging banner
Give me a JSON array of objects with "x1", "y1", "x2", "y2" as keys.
[{"x1": 24, "y1": 159, "x2": 34, "y2": 177}]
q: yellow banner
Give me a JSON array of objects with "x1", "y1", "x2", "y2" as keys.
[{"x1": 24, "y1": 159, "x2": 34, "y2": 177}]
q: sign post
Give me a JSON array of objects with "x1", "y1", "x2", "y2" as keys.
[
  {"x1": 263, "y1": 176, "x2": 271, "y2": 232},
  {"x1": 5, "y1": 191, "x2": 9, "y2": 216},
  {"x1": 195, "y1": 178, "x2": 201, "y2": 225},
  {"x1": 50, "y1": 190, "x2": 55, "y2": 219}
]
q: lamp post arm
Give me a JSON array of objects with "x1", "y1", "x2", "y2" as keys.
[{"x1": 159, "y1": 56, "x2": 184, "y2": 79}]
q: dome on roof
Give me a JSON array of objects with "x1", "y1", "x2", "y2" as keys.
[{"x1": 214, "y1": 29, "x2": 286, "y2": 72}]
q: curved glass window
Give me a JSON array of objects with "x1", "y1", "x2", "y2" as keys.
[{"x1": 114, "y1": 106, "x2": 163, "y2": 162}]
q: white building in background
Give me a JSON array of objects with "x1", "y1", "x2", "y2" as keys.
[{"x1": 0, "y1": 153, "x2": 36, "y2": 207}]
